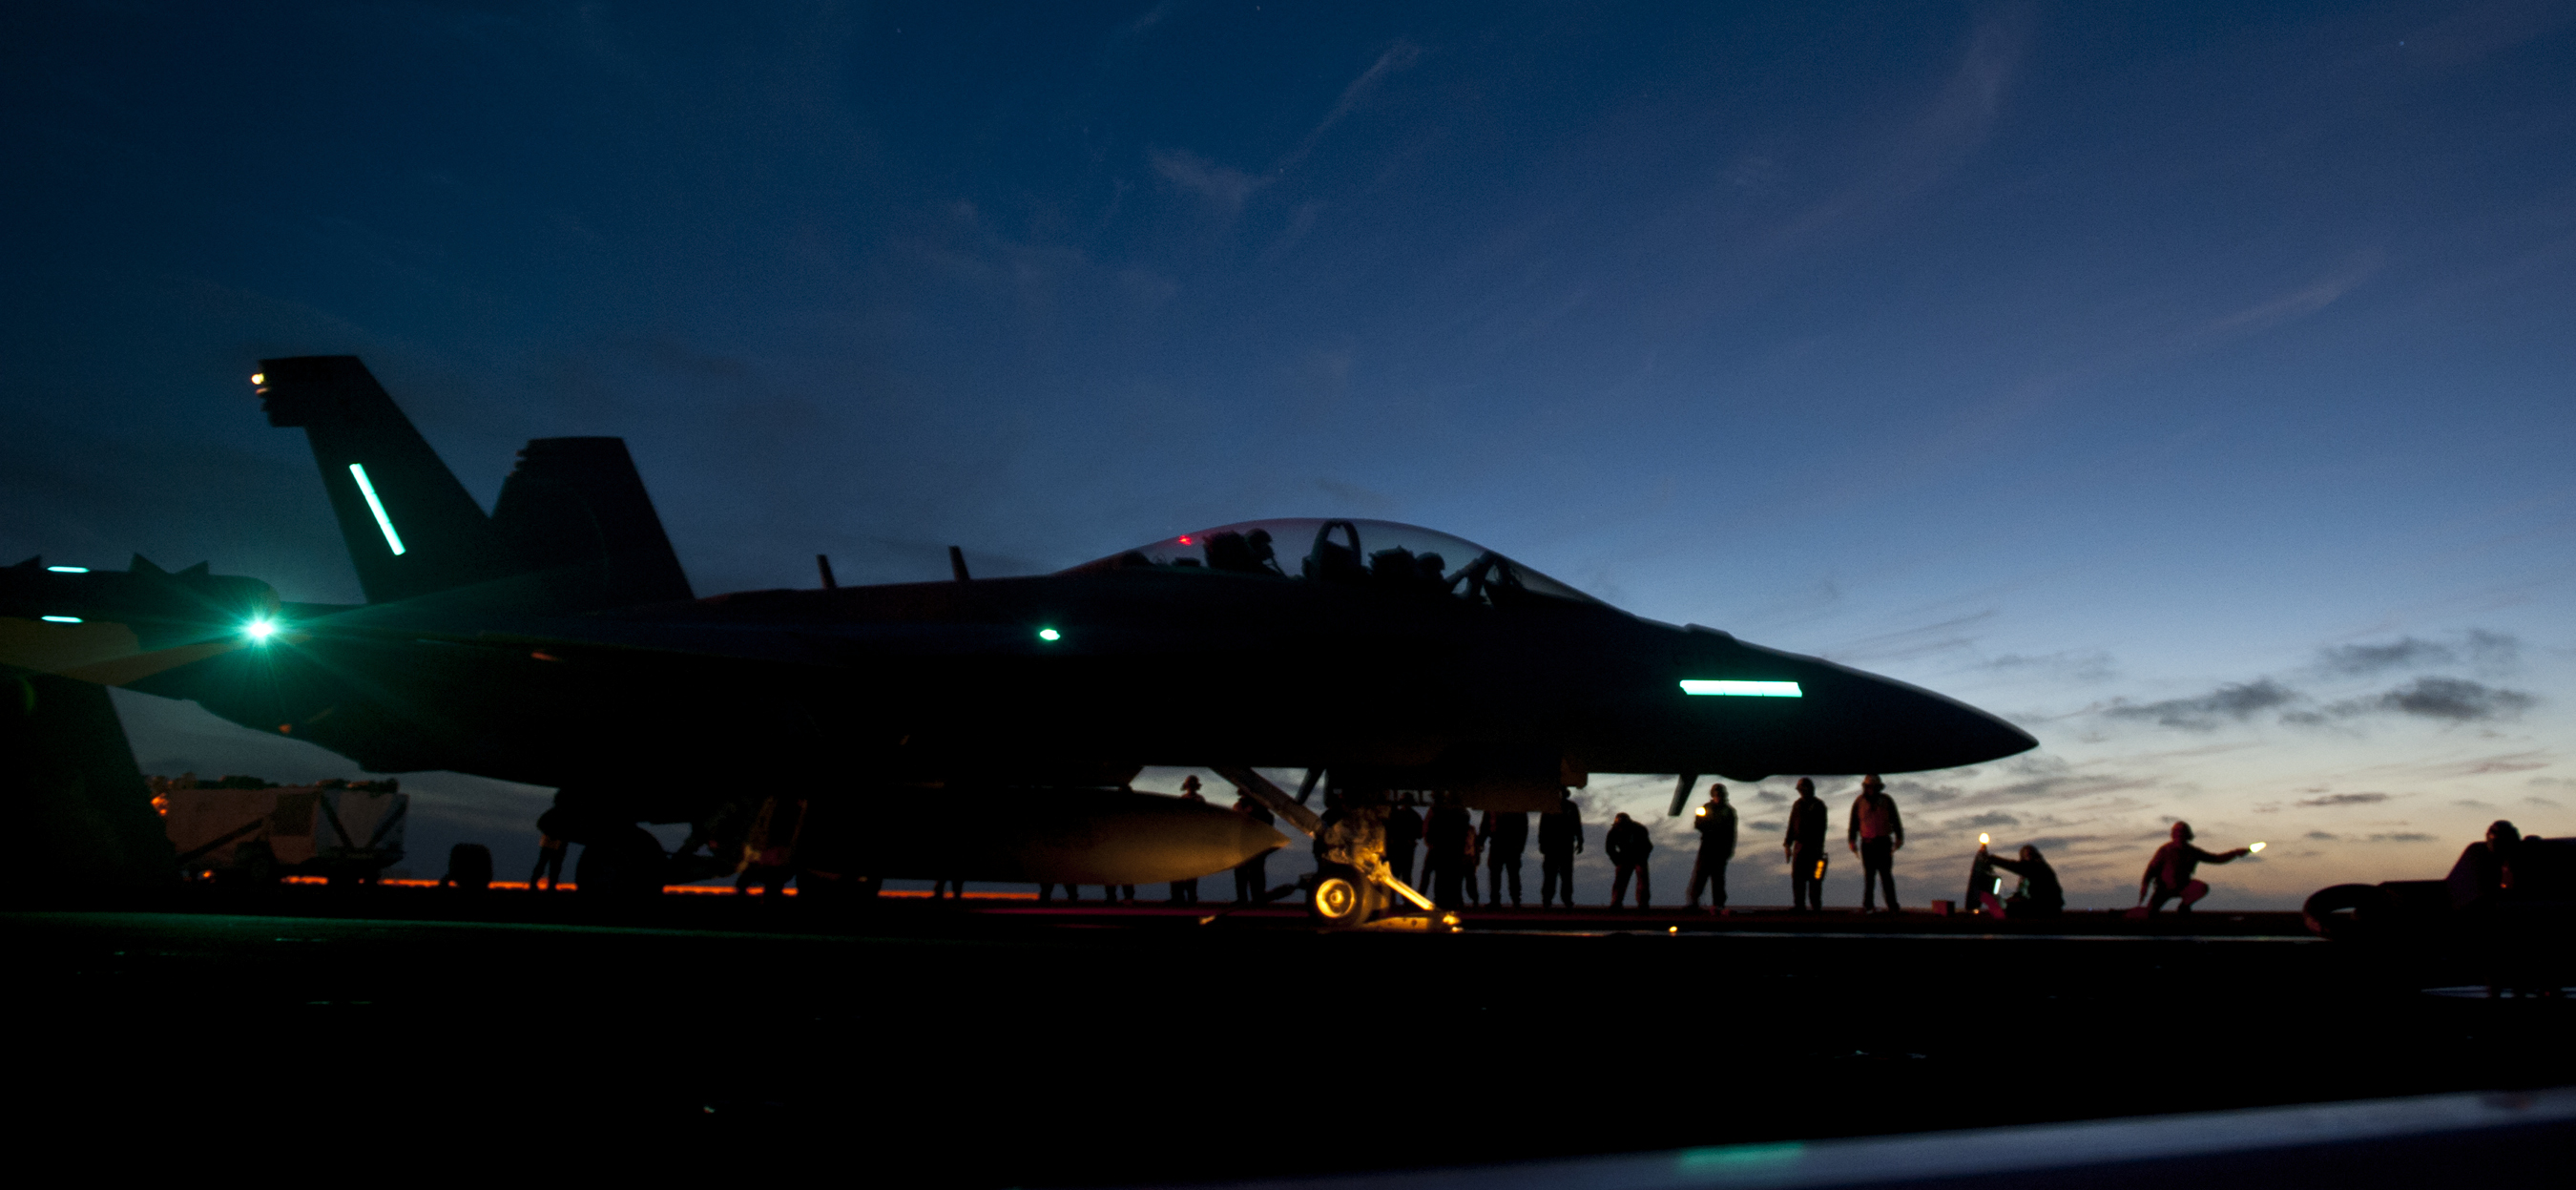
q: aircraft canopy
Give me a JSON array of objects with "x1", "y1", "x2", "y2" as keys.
[{"x1": 1067, "y1": 518, "x2": 1601, "y2": 608}]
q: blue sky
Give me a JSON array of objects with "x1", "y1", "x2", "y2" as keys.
[{"x1": 7, "y1": 2, "x2": 2572, "y2": 906}]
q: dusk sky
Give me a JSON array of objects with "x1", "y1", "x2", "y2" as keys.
[{"x1": 7, "y1": 2, "x2": 2572, "y2": 908}]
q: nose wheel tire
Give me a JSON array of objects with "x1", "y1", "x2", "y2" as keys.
[
  {"x1": 1313, "y1": 875, "x2": 1365, "y2": 926},
  {"x1": 1311, "y1": 873, "x2": 1386, "y2": 928}
]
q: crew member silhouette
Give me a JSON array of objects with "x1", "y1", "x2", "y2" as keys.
[
  {"x1": 1847, "y1": 775, "x2": 1904, "y2": 912},
  {"x1": 1168, "y1": 776, "x2": 1206, "y2": 905},
  {"x1": 2135, "y1": 822, "x2": 2248, "y2": 914},
  {"x1": 1480, "y1": 808, "x2": 1530, "y2": 908},
  {"x1": 1384, "y1": 802, "x2": 1423, "y2": 887},
  {"x1": 530, "y1": 824, "x2": 569, "y2": 892},
  {"x1": 1232, "y1": 788, "x2": 1275, "y2": 904},
  {"x1": 1785, "y1": 779, "x2": 1827, "y2": 910},
  {"x1": 1687, "y1": 783, "x2": 1737, "y2": 912},
  {"x1": 1981, "y1": 843, "x2": 2063, "y2": 917},
  {"x1": 1423, "y1": 794, "x2": 1474, "y2": 909},
  {"x1": 1538, "y1": 789, "x2": 1585, "y2": 908},
  {"x1": 1606, "y1": 812, "x2": 1653, "y2": 908},
  {"x1": 2446, "y1": 819, "x2": 2524, "y2": 909},
  {"x1": 1458, "y1": 810, "x2": 1485, "y2": 906}
]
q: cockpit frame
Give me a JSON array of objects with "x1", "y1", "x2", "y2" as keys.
[{"x1": 1066, "y1": 517, "x2": 1602, "y2": 610}]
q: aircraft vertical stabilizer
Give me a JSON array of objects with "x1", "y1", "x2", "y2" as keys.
[
  {"x1": 258, "y1": 356, "x2": 513, "y2": 604},
  {"x1": 489, "y1": 437, "x2": 696, "y2": 608}
]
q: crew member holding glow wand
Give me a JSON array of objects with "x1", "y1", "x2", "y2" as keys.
[
  {"x1": 2132, "y1": 822, "x2": 2255, "y2": 916},
  {"x1": 1975, "y1": 833, "x2": 2066, "y2": 918}
]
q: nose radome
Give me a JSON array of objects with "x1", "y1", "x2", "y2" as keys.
[
  {"x1": 1848, "y1": 665, "x2": 2039, "y2": 771},
  {"x1": 1710, "y1": 637, "x2": 2041, "y2": 776},
  {"x1": 1930, "y1": 694, "x2": 2039, "y2": 770}
]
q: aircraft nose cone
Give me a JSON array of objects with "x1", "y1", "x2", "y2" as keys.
[
  {"x1": 1898, "y1": 686, "x2": 2038, "y2": 771},
  {"x1": 1814, "y1": 663, "x2": 2038, "y2": 773},
  {"x1": 1690, "y1": 637, "x2": 2041, "y2": 779}
]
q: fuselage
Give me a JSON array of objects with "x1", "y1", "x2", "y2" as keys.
[{"x1": 115, "y1": 560, "x2": 2033, "y2": 820}]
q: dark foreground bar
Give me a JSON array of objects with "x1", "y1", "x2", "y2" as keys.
[
  {"x1": 1208, "y1": 1087, "x2": 2576, "y2": 1189},
  {"x1": 7, "y1": 907, "x2": 2566, "y2": 1184}
]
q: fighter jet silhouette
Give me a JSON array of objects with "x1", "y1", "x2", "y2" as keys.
[{"x1": 2, "y1": 356, "x2": 2033, "y2": 912}]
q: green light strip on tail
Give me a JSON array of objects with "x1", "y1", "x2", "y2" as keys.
[{"x1": 349, "y1": 463, "x2": 407, "y2": 556}]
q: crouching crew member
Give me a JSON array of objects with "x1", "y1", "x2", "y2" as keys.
[
  {"x1": 2135, "y1": 822, "x2": 2248, "y2": 914},
  {"x1": 1982, "y1": 844, "x2": 2064, "y2": 918}
]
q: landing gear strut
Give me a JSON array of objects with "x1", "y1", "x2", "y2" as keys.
[{"x1": 1214, "y1": 765, "x2": 1439, "y2": 930}]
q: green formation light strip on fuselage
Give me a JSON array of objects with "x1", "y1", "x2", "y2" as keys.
[
  {"x1": 348, "y1": 463, "x2": 407, "y2": 556},
  {"x1": 1680, "y1": 679, "x2": 1802, "y2": 697}
]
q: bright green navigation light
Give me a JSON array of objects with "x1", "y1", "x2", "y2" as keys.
[
  {"x1": 1679, "y1": 679, "x2": 1802, "y2": 698},
  {"x1": 41, "y1": 616, "x2": 82, "y2": 624},
  {"x1": 347, "y1": 463, "x2": 407, "y2": 556},
  {"x1": 46, "y1": 566, "x2": 89, "y2": 574},
  {"x1": 244, "y1": 617, "x2": 278, "y2": 643},
  {"x1": 1037, "y1": 627, "x2": 1062, "y2": 642}
]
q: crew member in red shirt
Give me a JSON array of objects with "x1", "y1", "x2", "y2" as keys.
[{"x1": 2135, "y1": 822, "x2": 2249, "y2": 914}]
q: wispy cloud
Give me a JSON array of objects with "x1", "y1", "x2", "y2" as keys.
[
  {"x1": 2316, "y1": 637, "x2": 2457, "y2": 676},
  {"x1": 2296, "y1": 792, "x2": 2391, "y2": 807},
  {"x1": 2314, "y1": 630, "x2": 2520, "y2": 677},
  {"x1": 1109, "y1": 0, "x2": 1186, "y2": 47},
  {"x1": 1778, "y1": 7, "x2": 2030, "y2": 240},
  {"x1": 2099, "y1": 673, "x2": 2538, "y2": 731},
  {"x1": 1279, "y1": 41, "x2": 1423, "y2": 170},
  {"x1": 2199, "y1": 251, "x2": 2383, "y2": 338},
  {"x1": 1983, "y1": 650, "x2": 2117, "y2": 683},
  {"x1": 1152, "y1": 39, "x2": 1424, "y2": 219},
  {"x1": 1150, "y1": 148, "x2": 1267, "y2": 215},
  {"x1": 2101, "y1": 679, "x2": 2300, "y2": 731},
  {"x1": 1820, "y1": 609, "x2": 1997, "y2": 665},
  {"x1": 2341, "y1": 677, "x2": 2535, "y2": 722}
]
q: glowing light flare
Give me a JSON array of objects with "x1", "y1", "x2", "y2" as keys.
[
  {"x1": 250, "y1": 372, "x2": 265, "y2": 385},
  {"x1": 1176, "y1": 535, "x2": 1195, "y2": 545},
  {"x1": 1679, "y1": 679, "x2": 1802, "y2": 698},
  {"x1": 347, "y1": 463, "x2": 406, "y2": 555},
  {"x1": 1036, "y1": 627, "x2": 1062, "y2": 642},
  {"x1": 244, "y1": 617, "x2": 279, "y2": 643},
  {"x1": 41, "y1": 615, "x2": 82, "y2": 623},
  {"x1": 1695, "y1": 805, "x2": 1709, "y2": 818},
  {"x1": 1979, "y1": 833, "x2": 1990, "y2": 846},
  {"x1": 2249, "y1": 841, "x2": 2267, "y2": 853},
  {"x1": 46, "y1": 566, "x2": 88, "y2": 574}
]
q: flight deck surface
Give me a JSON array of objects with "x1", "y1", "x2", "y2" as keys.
[{"x1": 10, "y1": 889, "x2": 2567, "y2": 1184}]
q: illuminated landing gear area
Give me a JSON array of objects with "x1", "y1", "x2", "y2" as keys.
[{"x1": 6, "y1": 896, "x2": 2567, "y2": 1186}]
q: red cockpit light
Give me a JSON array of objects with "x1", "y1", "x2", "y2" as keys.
[{"x1": 1176, "y1": 535, "x2": 1194, "y2": 545}]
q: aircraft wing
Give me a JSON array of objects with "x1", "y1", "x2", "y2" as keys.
[{"x1": 0, "y1": 557, "x2": 286, "y2": 687}]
